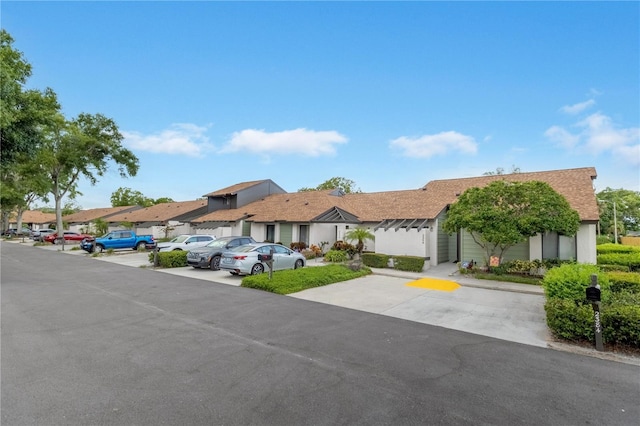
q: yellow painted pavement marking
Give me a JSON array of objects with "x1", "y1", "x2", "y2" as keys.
[{"x1": 406, "y1": 278, "x2": 460, "y2": 292}]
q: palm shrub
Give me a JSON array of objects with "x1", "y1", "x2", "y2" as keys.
[{"x1": 344, "y1": 227, "x2": 375, "y2": 254}]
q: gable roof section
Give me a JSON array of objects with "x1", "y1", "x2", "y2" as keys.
[
  {"x1": 63, "y1": 206, "x2": 141, "y2": 223},
  {"x1": 105, "y1": 200, "x2": 208, "y2": 223},
  {"x1": 202, "y1": 179, "x2": 283, "y2": 197},
  {"x1": 313, "y1": 206, "x2": 360, "y2": 223},
  {"x1": 422, "y1": 167, "x2": 599, "y2": 221}
]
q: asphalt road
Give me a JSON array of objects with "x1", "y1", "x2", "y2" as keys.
[{"x1": 2, "y1": 243, "x2": 639, "y2": 425}]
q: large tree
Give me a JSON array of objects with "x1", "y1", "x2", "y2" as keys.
[
  {"x1": 0, "y1": 29, "x2": 60, "y2": 228},
  {"x1": 298, "y1": 177, "x2": 361, "y2": 193},
  {"x1": 442, "y1": 180, "x2": 580, "y2": 265},
  {"x1": 30, "y1": 112, "x2": 139, "y2": 244},
  {"x1": 597, "y1": 188, "x2": 640, "y2": 236},
  {"x1": 0, "y1": 30, "x2": 60, "y2": 166}
]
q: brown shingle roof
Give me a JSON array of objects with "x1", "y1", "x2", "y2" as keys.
[
  {"x1": 202, "y1": 180, "x2": 268, "y2": 197},
  {"x1": 63, "y1": 206, "x2": 141, "y2": 223},
  {"x1": 422, "y1": 167, "x2": 599, "y2": 221},
  {"x1": 11, "y1": 210, "x2": 57, "y2": 224},
  {"x1": 191, "y1": 167, "x2": 599, "y2": 224},
  {"x1": 106, "y1": 200, "x2": 208, "y2": 223}
]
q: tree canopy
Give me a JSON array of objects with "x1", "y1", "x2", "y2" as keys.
[
  {"x1": 298, "y1": 177, "x2": 362, "y2": 193},
  {"x1": 597, "y1": 187, "x2": 640, "y2": 236},
  {"x1": 442, "y1": 180, "x2": 580, "y2": 264},
  {"x1": 111, "y1": 187, "x2": 175, "y2": 207}
]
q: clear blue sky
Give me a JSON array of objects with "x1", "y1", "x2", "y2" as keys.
[{"x1": 3, "y1": 1, "x2": 639, "y2": 209}]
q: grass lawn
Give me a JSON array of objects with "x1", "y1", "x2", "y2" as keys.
[{"x1": 241, "y1": 264, "x2": 372, "y2": 294}]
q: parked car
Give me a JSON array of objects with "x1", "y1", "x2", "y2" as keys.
[
  {"x1": 156, "y1": 234, "x2": 215, "y2": 252},
  {"x1": 187, "y1": 236, "x2": 256, "y2": 270},
  {"x1": 2, "y1": 227, "x2": 31, "y2": 237},
  {"x1": 219, "y1": 243, "x2": 305, "y2": 275},
  {"x1": 44, "y1": 231, "x2": 92, "y2": 244},
  {"x1": 32, "y1": 228, "x2": 56, "y2": 242},
  {"x1": 80, "y1": 230, "x2": 156, "y2": 253}
]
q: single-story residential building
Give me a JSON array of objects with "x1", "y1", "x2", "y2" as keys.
[
  {"x1": 190, "y1": 167, "x2": 599, "y2": 266},
  {"x1": 63, "y1": 206, "x2": 142, "y2": 234},
  {"x1": 8, "y1": 210, "x2": 57, "y2": 231}
]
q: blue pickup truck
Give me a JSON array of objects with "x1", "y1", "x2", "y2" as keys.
[{"x1": 80, "y1": 230, "x2": 156, "y2": 253}]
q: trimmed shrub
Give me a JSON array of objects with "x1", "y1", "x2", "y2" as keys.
[
  {"x1": 596, "y1": 235, "x2": 612, "y2": 245},
  {"x1": 542, "y1": 263, "x2": 610, "y2": 303},
  {"x1": 597, "y1": 252, "x2": 640, "y2": 271},
  {"x1": 324, "y1": 249, "x2": 348, "y2": 263},
  {"x1": 596, "y1": 243, "x2": 639, "y2": 254},
  {"x1": 607, "y1": 271, "x2": 640, "y2": 293},
  {"x1": 599, "y1": 264, "x2": 630, "y2": 273},
  {"x1": 392, "y1": 255, "x2": 425, "y2": 272},
  {"x1": 362, "y1": 253, "x2": 390, "y2": 268},
  {"x1": 147, "y1": 250, "x2": 187, "y2": 268},
  {"x1": 544, "y1": 299, "x2": 594, "y2": 341}
]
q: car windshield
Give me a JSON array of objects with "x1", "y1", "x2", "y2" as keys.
[
  {"x1": 170, "y1": 235, "x2": 190, "y2": 243},
  {"x1": 206, "y1": 239, "x2": 234, "y2": 248}
]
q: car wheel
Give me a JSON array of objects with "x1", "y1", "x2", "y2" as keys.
[
  {"x1": 294, "y1": 259, "x2": 304, "y2": 269},
  {"x1": 135, "y1": 242, "x2": 145, "y2": 251},
  {"x1": 210, "y1": 255, "x2": 221, "y2": 271},
  {"x1": 251, "y1": 263, "x2": 264, "y2": 275},
  {"x1": 95, "y1": 244, "x2": 104, "y2": 254}
]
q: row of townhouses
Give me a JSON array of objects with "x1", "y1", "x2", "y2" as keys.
[{"x1": 15, "y1": 167, "x2": 601, "y2": 266}]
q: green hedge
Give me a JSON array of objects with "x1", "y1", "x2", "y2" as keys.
[
  {"x1": 596, "y1": 243, "x2": 640, "y2": 254},
  {"x1": 544, "y1": 295, "x2": 640, "y2": 347},
  {"x1": 543, "y1": 263, "x2": 640, "y2": 349},
  {"x1": 147, "y1": 250, "x2": 188, "y2": 268},
  {"x1": 542, "y1": 263, "x2": 610, "y2": 303},
  {"x1": 607, "y1": 271, "x2": 640, "y2": 293},
  {"x1": 393, "y1": 255, "x2": 425, "y2": 272},
  {"x1": 362, "y1": 253, "x2": 390, "y2": 268},
  {"x1": 597, "y1": 252, "x2": 640, "y2": 271}
]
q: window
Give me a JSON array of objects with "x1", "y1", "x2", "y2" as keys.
[
  {"x1": 266, "y1": 225, "x2": 275, "y2": 243},
  {"x1": 299, "y1": 225, "x2": 309, "y2": 245}
]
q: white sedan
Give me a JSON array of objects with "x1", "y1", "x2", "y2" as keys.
[
  {"x1": 219, "y1": 243, "x2": 305, "y2": 275},
  {"x1": 156, "y1": 234, "x2": 215, "y2": 251}
]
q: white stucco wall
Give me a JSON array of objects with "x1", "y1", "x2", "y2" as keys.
[
  {"x1": 529, "y1": 234, "x2": 543, "y2": 261},
  {"x1": 576, "y1": 223, "x2": 597, "y2": 264},
  {"x1": 309, "y1": 224, "x2": 337, "y2": 251},
  {"x1": 374, "y1": 228, "x2": 429, "y2": 257}
]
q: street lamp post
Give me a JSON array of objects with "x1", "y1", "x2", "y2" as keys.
[{"x1": 598, "y1": 199, "x2": 618, "y2": 244}]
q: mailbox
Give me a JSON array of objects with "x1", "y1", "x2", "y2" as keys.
[
  {"x1": 586, "y1": 286, "x2": 601, "y2": 302},
  {"x1": 258, "y1": 253, "x2": 272, "y2": 262}
]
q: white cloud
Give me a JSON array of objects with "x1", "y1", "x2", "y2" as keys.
[
  {"x1": 578, "y1": 113, "x2": 639, "y2": 153},
  {"x1": 560, "y1": 99, "x2": 596, "y2": 115},
  {"x1": 389, "y1": 131, "x2": 478, "y2": 158},
  {"x1": 545, "y1": 111, "x2": 640, "y2": 165},
  {"x1": 544, "y1": 125, "x2": 580, "y2": 149},
  {"x1": 123, "y1": 123, "x2": 213, "y2": 157},
  {"x1": 221, "y1": 128, "x2": 347, "y2": 156}
]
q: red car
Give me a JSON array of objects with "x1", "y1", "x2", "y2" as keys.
[{"x1": 44, "y1": 231, "x2": 93, "y2": 244}]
